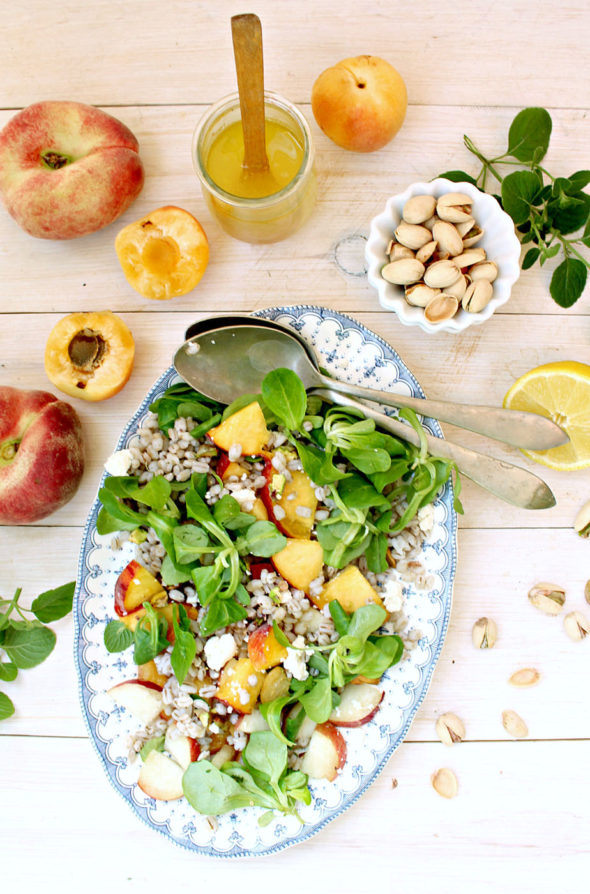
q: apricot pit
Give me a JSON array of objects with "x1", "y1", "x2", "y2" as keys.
[
  {"x1": 115, "y1": 206, "x2": 209, "y2": 300},
  {"x1": 44, "y1": 311, "x2": 135, "y2": 401}
]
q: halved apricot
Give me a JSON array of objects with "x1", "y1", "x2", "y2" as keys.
[
  {"x1": 115, "y1": 206, "x2": 209, "y2": 300},
  {"x1": 44, "y1": 310, "x2": 135, "y2": 401}
]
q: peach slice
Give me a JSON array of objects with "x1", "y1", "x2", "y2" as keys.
[
  {"x1": 138, "y1": 659, "x2": 169, "y2": 689},
  {"x1": 300, "y1": 722, "x2": 347, "y2": 781},
  {"x1": 259, "y1": 666, "x2": 290, "y2": 703},
  {"x1": 208, "y1": 402, "x2": 269, "y2": 456},
  {"x1": 114, "y1": 559, "x2": 167, "y2": 616},
  {"x1": 247, "y1": 623, "x2": 288, "y2": 671},
  {"x1": 261, "y1": 460, "x2": 317, "y2": 539},
  {"x1": 311, "y1": 565, "x2": 383, "y2": 612},
  {"x1": 328, "y1": 683, "x2": 384, "y2": 727},
  {"x1": 215, "y1": 657, "x2": 264, "y2": 714},
  {"x1": 44, "y1": 311, "x2": 135, "y2": 401},
  {"x1": 271, "y1": 539, "x2": 324, "y2": 593},
  {"x1": 164, "y1": 724, "x2": 200, "y2": 770},
  {"x1": 210, "y1": 743, "x2": 236, "y2": 769},
  {"x1": 138, "y1": 750, "x2": 184, "y2": 801},
  {"x1": 107, "y1": 679, "x2": 164, "y2": 725},
  {"x1": 235, "y1": 709, "x2": 270, "y2": 734},
  {"x1": 115, "y1": 206, "x2": 209, "y2": 300}
]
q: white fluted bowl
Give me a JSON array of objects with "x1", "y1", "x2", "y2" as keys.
[{"x1": 366, "y1": 179, "x2": 521, "y2": 333}]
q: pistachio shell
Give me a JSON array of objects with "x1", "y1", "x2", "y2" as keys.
[
  {"x1": 436, "y1": 192, "x2": 473, "y2": 223},
  {"x1": 394, "y1": 222, "x2": 433, "y2": 250},
  {"x1": 528, "y1": 582, "x2": 565, "y2": 615},
  {"x1": 453, "y1": 248, "x2": 487, "y2": 269},
  {"x1": 462, "y1": 225, "x2": 485, "y2": 248},
  {"x1": 382, "y1": 257, "x2": 425, "y2": 285},
  {"x1": 432, "y1": 220, "x2": 464, "y2": 257},
  {"x1": 502, "y1": 710, "x2": 528, "y2": 739},
  {"x1": 574, "y1": 498, "x2": 590, "y2": 537},
  {"x1": 509, "y1": 668, "x2": 540, "y2": 687},
  {"x1": 431, "y1": 768, "x2": 458, "y2": 799},
  {"x1": 416, "y1": 240, "x2": 438, "y2": 264},
  {"x1": 564, "y1": 611, "x2": 590, "y2": 641},
  {"x1": 462, "y1": 280, "x2": 493, "y2": 313},
  {"x1": 445, "y1": 273, "x2": 468, "y2": 300},
  {"x1": 389, "y1": 242, "x2": 415, "y2": 261},
  {"x1": 423, "y1": 259, "x2": 461, "y2": 289},
  {"x1": 423, "y1": 214, "x2": 438, "y2": 231},
  {"x1": 402, "y1": 194, "x2": 437, "y2": 225},
  {"x1": 455, "y1": 217, "x2": 476, "y2": 237},
  {"x1": 424, "y1": 293, "x2": 459, "y2": 323},
  {"x1": 469, "y1": 260, "x2": 498, "y2": 282},
  {"x1": 405, "y1": 283, "x2": 440, "y2": 307}
]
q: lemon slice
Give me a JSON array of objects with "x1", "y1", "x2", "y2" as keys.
[{"x1": 503, "y1": 361, "x2": 590, "y2": 470}]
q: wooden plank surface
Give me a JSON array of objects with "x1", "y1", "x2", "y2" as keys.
[{"x1": 1, "y1": 1, "x2": 589, "y2": 890}]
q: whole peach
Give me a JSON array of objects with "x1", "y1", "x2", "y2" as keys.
[
  {"x1": 0, "y1": 101, "x2": 144, "y2": 239},
  {"x1": 0, "y1": 386, "x2": 84, "y2": 524},
  {"x1": 311, "y1": 55, "x2": 407, "y2": 152}
]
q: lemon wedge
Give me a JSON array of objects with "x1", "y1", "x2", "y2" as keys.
[{"x1": 503, "y1": 361, "x2": 590, "y2": 470}]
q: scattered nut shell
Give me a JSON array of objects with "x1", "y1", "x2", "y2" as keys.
[
  {"x1": 424, "y1": 293, "x2": 459, "y2": 323},
  {"x1": 585, "y1": 580, "x2": 590, "y2": 605},
  {"x1": 574, "y1": 498, "x2": 590, "y2": 537},
  {"x1": 502, "y1": 709, "x2": 528, "y2": 739},
  {"x1": 432, "y1": 220, "x2": 464, "y2": 257},
  {"x1": 416, "y1": 240, "x2": 438, "y2": 265},
  {"x1": 402, "y1": 194, "x2": 437, "y2": 225},
  {"x1": 453, "y1": 247, "x2": 487, "y2": 269},
  {"x1": 509, "y1": 668, "x2": 540, "y2": 687},
  {"x1": 395, "y1": 222, "x2": 433, "y2": 250},
  {"x1": 382, "y1": 258, "x2": 426, "y2": 285},
  {"x1": 424, "y1": 259, "x2": 461, "y2": 289},
  {"x1": 528, "y1": 582, "x2": 566, "y2": 615},
  {"x1": 405, "y1": 283, "x2": 441, "y2": 307},
  {"x1": 472, "y1": 616, "x2": 497, "y2": 649},
  {"x1": 564, "y1": 611, "x2": 590, "y2": 641},
  {"x1": 462, "y1": 279, "x2": 493, "y2": 313},
  {"x1": 431, "y1": 767, "x2": 458, "y2": 799},
  {"x1": 435, "y1": 713, "x2": 465, "y2": 746}
]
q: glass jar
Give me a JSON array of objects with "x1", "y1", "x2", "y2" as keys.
[{"x1": 192, "y1": 91, "x2": 316, "y2": 244}]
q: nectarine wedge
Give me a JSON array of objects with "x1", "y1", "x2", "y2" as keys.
[
  {"x1": 271, "y1": 539, "x2": 324, "y2": 593},
  {"x1": 261, "y1": 461, "x2": 318, "y2": 539},
  {"x1": 44, "y1": 311, "x2": 135, "y2": 401},
  {"x1": 114, "y1": 559, "x2": 167, "y2": 616},
  {"x1": 115, "y1": 206, "x2": 209, "y2": 300},
  {"x1": 247, "y1": 623, "x2": 288, "y2": 671},
  {"x1": 107, "y1": 679, "x2": 164, "y2": 725},
  {"x1": 300, "y1": 722, "x2": 347, "y2": 781},
  {"x1": 215, "y1": 657, "x2": 264, "y2": 714},
  {"x1": 208, "y1": 402, "x2": 269, "y2": 456},
  {"x1": 311, "y1": 565, "x2": 383, "y2": 612},
  {"x1": 138, "y1": 750, "x2": 184, "y2": 800}
]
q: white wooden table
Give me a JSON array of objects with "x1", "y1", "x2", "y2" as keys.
[{"x1": 1, "y1": 2, "x2": 589, "y2": 890}]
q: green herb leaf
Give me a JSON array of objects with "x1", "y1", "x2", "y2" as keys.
[
  {"x1": 547, "y1": 193, "x2": 590, "y2": 235},
  {"x1": 261, "y1": 369, "x2": 307, "y2": 430},
  {"x1": 299, "y1": 677, "x2": 334, "y2": 724},
  {"x1": 0, "y1": 691, "x2": 15, "y2": 720},
  {"x1": 236, "y1": 520, "x2": 287, "y2": 558},
  {"x1": 328, "y1": 601, "x2": 351, "y2": 637},
  {"x1": 171, "y1": 606, "x2": 197, "y2": 685},
  {"x1": 522, "y1": 247, "x2": 541, "y2": 270},
  {"x1": 507, "y1": 107, "x2": 552, "y2": 162},
  {"x1": 199, "y1": 599, "x2": 248, "y2": 638},
  {"x1": 133, "y1": 605, "x2": 169, "y2": 665},
  {"x1": 2, "y1": 622, "x2": 56, "y2": 669},
  {"x1": 140, "y1": 735, "x2": 165, "y2": 760},
  {"x1": 550, "y1": 258, "x2": 588, "y2": 308},
  {"x1": 183, "y1": 760, "x2": 249, "y2": 815},
  {"x1": 31, "y1": 582, "x2": 75, "y2": 623},
  {"x1": 501, "y1": 171, "x2": 543, "y2": 225},
  {"x1": 437, "y1": 170, "x2": 478, "y2": 186},
  {"x1": 104, "y1": 620, "x2": 134, "y2": 653},
  {"x1": 244, "y1": 730, "x2": 288, "y2": 785},
  {"x1": 0, "y1": 662, "x2": 17, "y2": 682}
]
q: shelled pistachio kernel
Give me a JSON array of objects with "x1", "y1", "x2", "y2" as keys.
[
  {"x1": 564, "y1": 611, "x2": 590, "y2": 641},
  {"x1": 509, "y1": 667, "x2": 540, "y2": 687},
  {"x1": 528, "y1": 582, "x2": 566, "y2": 615},
  {"x1": 502, "y1": 709, "x2": 528, "y2": 739},
  {"x1": 435, "y1": 712, "x2": 465, "y2": 745},
  {"x1": 574, "y1": 498, "x2": 590, "y2": 537},
  {"x1": 431, "y1": 768, "x2": 458, "y2": 799},
  {"x1": 472, "y1": 616, "x2": 497, "y2": 649}
]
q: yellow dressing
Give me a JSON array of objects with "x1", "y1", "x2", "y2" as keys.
[{"x1": 205, "y1": 118, "x2": 305, "y2": 198}]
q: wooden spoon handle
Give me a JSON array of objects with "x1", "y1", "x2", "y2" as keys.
[{"x1": 231, "y1": 13, "x2": 269, "y2": 172}]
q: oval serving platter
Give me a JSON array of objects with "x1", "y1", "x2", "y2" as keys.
[{"x1": 74, "y1": 305, "x2": 457, "y2": 859}]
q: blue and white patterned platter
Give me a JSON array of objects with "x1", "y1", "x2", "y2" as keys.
[{"x1": 74, "y1": 305, "x2": 457, "y2": 859}]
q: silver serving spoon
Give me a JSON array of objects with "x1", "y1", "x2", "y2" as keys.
[
  {"x1": 174, "y1": 323, "x2": 556, "y2": 509},
  {"x1": 176, "y1": 320, "x2": 566, "y2": 449}
]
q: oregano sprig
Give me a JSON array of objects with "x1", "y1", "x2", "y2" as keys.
[{"x1": 438, "y1": 107, "x2": 590, "y2": 308}]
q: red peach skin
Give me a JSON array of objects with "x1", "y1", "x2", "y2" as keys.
[{"x1": 0, "y1": 386, "x2": 84, "y2": 523}]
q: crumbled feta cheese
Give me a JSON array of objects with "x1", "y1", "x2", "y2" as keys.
[
  {"x1": 204, "y1": 633, "x2": 237, "y2": 671},
  {"x1": 238, "y1": 689, "x2": 251, "y2": 705},
  {"x1": 282, "y1": 635, "x2": 312, "y2": 681},
  {"x1": 104, "y1": 449, "x2": 133, "y2": 477},
  {"x1": 231, "y1": 487, "x2": 257, "y2": 506},
  {"x1": 382, "y1": 578, "x2": 403, "y2": 613},
  {"x1": 295, "y1": 505, "x2": 312, "y2": 518},
  {"x1": 228, "y1": 443, "x2": 242, "y2": 462},
  {"x1": 247, "y1": 674, "x2": 259, "y2": 687}
]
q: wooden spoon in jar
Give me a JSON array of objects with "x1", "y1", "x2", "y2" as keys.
[{"x1": 231, "y1": 13, "x2": 270, "y2": 176}]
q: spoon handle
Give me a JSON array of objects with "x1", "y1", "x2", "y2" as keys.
[
  {"x1": 231, "y1": 13, "x2": 270, "y2": 173},
  {"x1": 320, "y1": 375, "x2": 566, "y2": 450},
  {"x1": 313, "y1": 388, "x2": 556, "y2": 510}
]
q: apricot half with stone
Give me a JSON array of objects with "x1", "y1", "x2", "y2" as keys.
[
  {"x1": 44, "y1": 311, "x2": 135, "y2": 401},
  {"x1": 115, "y1": 206, "x2": 209, "y2": 300}
]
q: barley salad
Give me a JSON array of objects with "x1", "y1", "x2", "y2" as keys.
[{"x1": 98, "y1": 358, "x2": 461, "y2": 822}]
